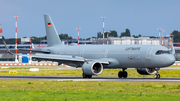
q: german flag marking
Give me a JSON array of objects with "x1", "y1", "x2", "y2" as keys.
[{"x1": 47, "y1": 23, "x2": 51, "y2": 27}]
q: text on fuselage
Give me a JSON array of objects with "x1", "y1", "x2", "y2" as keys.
[{"x1": 125, "y1": 47, "x2": 141, "y2": 51}]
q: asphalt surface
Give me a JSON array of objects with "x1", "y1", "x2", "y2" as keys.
[
  {"x1": 0, "y1": 76, "x2": 180, "y2": 82},
  {"x1": 0, "y1": 66, "x2": 180, "y2": 82}
]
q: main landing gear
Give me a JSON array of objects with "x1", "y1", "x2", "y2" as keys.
[
  {"x1": 82, "y1": 73, "x2": 92, "y2": 78},
  {"x1": 118, "y1": 68, "x2": 128, "y2": 78},
  {"x1": 155, "y1": 68, "x2": 160, "y2": 79}
]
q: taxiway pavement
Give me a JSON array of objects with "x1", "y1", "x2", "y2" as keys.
[{"x1": 0, "y1": 76, "x2": 180, "y2": 82}]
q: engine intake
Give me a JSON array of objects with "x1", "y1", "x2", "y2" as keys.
[
  {"x1": 137, "y1": 68, "x2": 156, "y2": 75},
  {"x1": 82, "y1": 61, "x2": 103, "y2": 75}
]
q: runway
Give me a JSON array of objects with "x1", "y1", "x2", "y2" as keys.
[{"x1": 0, "y1": 76, "x2": 180, "y2": 82}]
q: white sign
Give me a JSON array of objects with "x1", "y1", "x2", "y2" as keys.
[
  {"x1": 29, "y1": 68, "x2": 39, "y2": 71},
  {"x1": 1, "y1": 67, "x2": 9, "y2": 68},
  {"x1": 21, "y1": 38, "x2": 30, "y2": 42}
]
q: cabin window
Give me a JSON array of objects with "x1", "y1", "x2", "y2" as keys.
[{"x1": 156, "y1": 50, "x2": 170, "y2": 55}]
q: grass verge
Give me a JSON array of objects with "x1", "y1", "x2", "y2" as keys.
[
  {"x1": 0, "y1": 80, "x2": 180, "y2": 101},
  {"x1": 0, "y1": 69, "x2": 180, "y2": 77}
]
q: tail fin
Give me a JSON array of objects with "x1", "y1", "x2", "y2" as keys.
[{"x1": 44, "y1": 14, "x2": 62, "y2": 46}]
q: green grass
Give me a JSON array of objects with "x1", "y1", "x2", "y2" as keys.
[
  {"x1": 1, "y1": 69, "x2": 180, "y2": 77},
  {"x1": 169, "y1": 65, "x2": 180, "y2": 67},
  {"x1": 0, "y1": 66, "x2": 180, "y2": 100},
  {"x1": 0, "y1": 80, "x2": 180, "y2": 101}
]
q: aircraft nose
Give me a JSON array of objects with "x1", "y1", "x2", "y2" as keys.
[{"x1": 166, "y1": 55, "x2": 175, "y2": 66}]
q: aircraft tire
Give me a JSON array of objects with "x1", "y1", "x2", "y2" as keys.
[
  {"x1": 158, "y1": 74, "x2": 160, "y2": 79},
  {"x1": 87, "y1": 75, "x2": 92, "y2": 78},
  {"x1": 123, "y1": 71, "x2": 128, "y2": 78},
  {"x1": 118, "y1": 71, "x2": 123, "y2": 78},
  {"x1": 82, "y1": 73, "x2": 88, "y2": 78},
  {"x1": 155, "y1": 74, "x2": 160, "y2": 79}
]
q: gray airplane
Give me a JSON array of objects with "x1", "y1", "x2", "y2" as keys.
[{"x1": 2, "y1": 14, "x2": 175, "y2": 79}]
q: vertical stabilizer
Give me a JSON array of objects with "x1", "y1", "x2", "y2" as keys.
[{"x1": 44, "y1": 14, "x2": 62, "y2": 46}]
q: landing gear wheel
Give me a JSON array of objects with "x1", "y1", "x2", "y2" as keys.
[
  {"x1": 87, "y1": 75, "x2": 92, "y2": 78},
  {"x1": 118, "y1": 71, "x2": 123, "y2": 78},
  {"x1": 123, "y1": 71, "x2": 128, "y2": 78},
  {"x1": 155, "y1": 74, "x2": 160, "y2": 79},
  {"x1": 83, "y1": 73, "x2": 87, "y2": 78},
  {"x1": 82, "y1": 73, "x2": 92, "y2": 78},
  {"x1": 118, "y1": 71, "x2": 128, "y2": 78}
]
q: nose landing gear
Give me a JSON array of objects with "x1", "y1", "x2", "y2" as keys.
[{"x1": 155, "y1": 68, "x2": 160, "y2": 79}]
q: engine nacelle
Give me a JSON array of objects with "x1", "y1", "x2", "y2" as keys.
[
  {"x1": 137, "y1": 68, "x2": 156, "y2": 75},
  {"x1": 82, "y1": 61, "x2": 103, "y2": 75}
]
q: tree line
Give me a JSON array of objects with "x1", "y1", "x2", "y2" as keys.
[{"x1": 1, "y1": 29, "x2": 180, "y2": 44}]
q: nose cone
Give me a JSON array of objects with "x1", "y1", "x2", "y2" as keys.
[
  {"x1": 154, "y1": 54, "x2": 175, "y2": 67},
  {"x1": 165, "y1": 55, "x2": 175, "y2": 66}
]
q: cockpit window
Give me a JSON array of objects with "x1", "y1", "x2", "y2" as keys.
[{"x1": 156, "y1": 50, "x2": 170, "y2": 55}]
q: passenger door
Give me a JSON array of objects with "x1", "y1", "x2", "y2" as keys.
[
  {"x1": 80, "y1": 49, "x2": 85, "y2": 57},
  {"x1": 146, "y1": 47, "x2": 153, "y2": 59}
]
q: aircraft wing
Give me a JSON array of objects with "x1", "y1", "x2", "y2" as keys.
[
  {"x1": 29, "y1": 53, "x2": 109, "y2": 64},
  {"x1": 0, "y1": 36, "x2": 110, "y2": 66},
  {"x1": 24, "y1": 53, "x2": 110, "y2": 67},
  {"x1": 29, "y1": 53, "x2": 85, "y2": 62},
  {"x1": 18, "y1": 49, "x2": 51, "y2": 54}
]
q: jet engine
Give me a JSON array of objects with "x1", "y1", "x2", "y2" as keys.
[
  {"x1": 137, "y1": 68, "x2": 156, "y2": 75},
  {"x1": 82, "y1": 61, "x2": 103, "y2": 75}
]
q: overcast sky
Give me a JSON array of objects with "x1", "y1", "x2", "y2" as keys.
[{"x1": 0, "y1": 0, "x2": 180, "y2": 39}]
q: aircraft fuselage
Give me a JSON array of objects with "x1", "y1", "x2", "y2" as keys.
[{"x1": 42, "y1": 44, "x2": 175, "y2": 68}]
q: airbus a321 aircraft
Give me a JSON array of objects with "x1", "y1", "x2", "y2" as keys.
[{"x1": 2, "y1": 14, "x2": 175, "y2": 79}]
